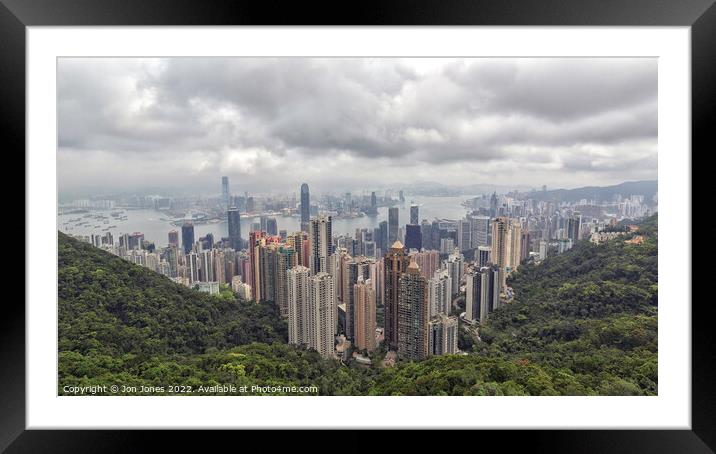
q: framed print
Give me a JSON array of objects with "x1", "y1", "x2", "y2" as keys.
[{"x1": 4, "y1": 0, "x2": 713, "y2": 451}]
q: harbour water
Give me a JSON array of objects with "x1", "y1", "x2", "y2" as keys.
[{"x1": 57, "y1": 195, "x2": 476, "y2": 248}]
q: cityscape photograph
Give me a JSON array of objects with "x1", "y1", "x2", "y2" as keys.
[{"x1": 57, "y1": 57, "x2": 657, "y2": 396}]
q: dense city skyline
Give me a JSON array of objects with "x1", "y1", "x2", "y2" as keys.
[{"x1": 58, "y1": 57, "x2": 657, "y2": 196}]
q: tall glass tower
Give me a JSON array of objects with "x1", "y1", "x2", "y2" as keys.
[{"x1": 300, "y1": 183, "x2": 310, "y2": 232}]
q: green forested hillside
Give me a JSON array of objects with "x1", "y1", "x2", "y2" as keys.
[{"x1": 58, "y1": 215, "x2": 657, "y2": 396}]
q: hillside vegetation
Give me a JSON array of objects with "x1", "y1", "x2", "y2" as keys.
[{"x1": 58, "y1": 215, "x2": 657, "y2": 395}]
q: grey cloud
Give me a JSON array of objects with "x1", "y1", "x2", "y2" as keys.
[{"x1": 57, "y1": 57, "x2": 657, "y2": 193}]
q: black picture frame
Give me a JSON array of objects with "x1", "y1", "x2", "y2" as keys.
[{"x1": 3, "y1": 0, "x2": 712, "y2": 451}]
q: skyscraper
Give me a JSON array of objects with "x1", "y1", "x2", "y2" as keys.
[
  {"x1": 404, "y1": 224, "x2": 422, "y2": 251},
  {"x1": 491, "y1": 217, "x2": 521, "y2": 289},
  {"x1": 383, "y1": 240, "x2": 409, "y2": 351},
  {"x1": 187, "y1": 252, "x2": 199, "y2": 283},
  {"x1": 397, "y1": 259, "x2": 429, "y2": 361},
  {"x1": 287, "y1": 266, "x2": 311, "y2": 347},
  {"x1": 300, "y1": 183, "x2": 310, "y2": 232},
  {"x1": 249, "y1": 231, "x2": 266, "y2": 302},
  {"x1": 309, "y1": 272, "x2": 336, "y2": 359},
  {"x1": 370, "y1": 191, "x2": 377, "y2": 215},
  {"x1": 342, "y1": 256, "x2": 372, "y2": 341},
  {"x1": 469, "y1": 215, "x2": 490, "y2": 248},
  {"x1": 168, "y1": 230, "x2": 179, "y2": 248},
  {"x1": 465, "y1": 265, "x2": 499, "y2": 323},
  {"x1": 227, "y1": 207, "x2": 242, "y2": 250},
  {"x1": 181, "y1": 222, "x2": 195, "y2": 255},
  {"x1": 457, "y1": 219, "x2": 472, "y2": 252},
  {"x1": 477, "y1": 245, "x2": 492, "y2": 267},
  {"x1": 354, "y1": 276, "x2": 377, "y2": 352},
  {"x1": 378, "y1": 220, "x2": 388, "y2": 253},
  {"x1": 221, "y1": 176, "x2": 230, "y2": 211},
  {"x1": 410, "y1": 249, "x2": 440, "y2": 280},
  {"x1": 568, "y1": 212, "x2": 582, "y2": 242},
  {"x1": 266, "y1": 217, "x2": 278, "y2": 236},
  {"x1": 443, "y1": 250, "x2": 464, "y2": 297},
  {"x1": 200, "y1": 249, "x2": 214, "y2": 282},
  {"x1": 420, "y1": 219, "x2": 433, "y2": 250},
  {"x1": 427, "y1": 269, "x2": 452, "y2": 318},
  {"x1": 388, "y1": 207, "x2": 399, "y2": 243},
  {"x1": 310, "y1": 215, "x2": 333, "y2": 274},
  {"x1": 410, "y1": 204, "x2": 419, "y2": 225},
  {"x1": 428, "y1": 314, "x2": 458, "y2": 356}
]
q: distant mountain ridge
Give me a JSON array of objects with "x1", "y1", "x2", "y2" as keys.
[{"x1": 519, "y1": 180, "x2": 657, "y2": 204}]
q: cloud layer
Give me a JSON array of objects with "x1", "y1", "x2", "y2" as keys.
[{"x1": 58, "y1": 57, "x2": 657, "y2": 195}]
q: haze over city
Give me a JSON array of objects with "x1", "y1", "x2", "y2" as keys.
[{"x1": 58, "y1": 57, "x2": 657, "y2": 197}]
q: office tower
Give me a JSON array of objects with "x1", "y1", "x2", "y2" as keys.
[
  {"x1": 221, "y1": 176, "x2": 230, "y2": 211},
  {"x1": 363, "y1": 241, "x2": 376, "y2": 258},
  {"x1": 457, "y1": 219, "x2": 472, "y2": 252},
  {"x1": 378, "y1": 221, "x2": 388, "y2": 253},
  {"x1": 266, "y1": 217, "x2": 278, "y2": 236},
  {"x1": 222, "y1": 249, "x2": 237, "y2": 284},
  {"x1": 444, "y1": 250, "x2": 464, "y2": 297},
  {"x1": 410, "y1": 204, "x2": 419, "y2": 225},
  {"x1": 428, "y1": 268, "x2": 452, "y2": 318},
  {"x1": 469, "y1": 215, "x2": 490, "y2": 248},
  {"x1": 286, "y1": 231, "x2": 305, "y2": 267},
  {"x1": 287, "y1": 266, "x2": 311, "y2": 347},
  {"x1": 439, "y1": 238, "x2": 455, "y2": 254},
  {"x1": 128, "y1": 232, "x2": 144, "y2": 250},
  {"x1": 383, "y1": 240, "x2": 409, "y2": 351},
  {"x1": 399, "y1": 190, "x2": 405, "y2": 203},
  {"x1": 310, "y1": 215, "x2": 333, "y2": 274},
  {"x1": 420, "y1": 220, "x2": 433, "y2": 250},
  {"x1": 168, "y1": 230, "x2": 179, "y2": 248},
  {"x1": 568, "y1": 212, "x2": 582, "y2": 242},
  {"x1": 249, "y1": 231, "x2": 266, "y2": 302},
  {"x1": 342, "y1": 256, "x2": 372, "y2": 341},
  {"x1": 465, "y1": 265, "x2": 500, "y2": 323},
  {"x1": 428, "y1": 314, "x2": 459, "y2": 356},
  {"x1": 490, "y1": 192, "x2": 499, "y2": 217},
  {"x1": 404, "y1": 224, "x2": 422, "y2": 251},
  {"x1": 187, "y1": 252, "x2": 199, "y2": 283},
  {"x1": 491, "y1": 217, "x2": 509, "y2": 289},
  {"x1": 259, "y1": 215, "x2": 268, "y2": 233},
  {"x1": 538, "y1": 240, "x2": 548, "y2": 260},
  {"x1": 354, "y1": 276, "x2": 377, "y2": 352},
  {"x1": 274, "y1": 245, "x2": 294, "y2": 316},
  {"x1": 165, "y1": 246, "x2": 178, "y2": 278},
  {"x1": 370, "y1": 191, "x2": 377, "y2": 215},
  {"x1": 309, "y1": 272, "x2": 336, "y2": 358},
  {"x1": 370, "y1": 259, "x2": 384, "y2": 307},
  {"x1": 409, "y1": 249, "x2": 440, "y2": 280},
  {"x1": 213, "y1": 250, "x2": 226, "y2": 284},
  {"x1": 300, "y1": 183, "x2": 310, "y2": 232},
  {"x1": 181, "y1": 222, "x2": 195, "y2": 255},
  {"x1": 397, "y1": 259, "x2": 429, "y2": 361},
  {"x1": 477, "y1": 246, "x2": 492, "y2": 268},
  {"x1": 388, "y1": 207, "x2": 399, "y2": 244},
  {"x1": 199, "y1": 249, "x2": 214, "y2": 282},
  {"x1": 508, "y1": 221, "x2": 522, "y2": 273},
  {"x1": 520, "y1": 229, "x2": 531, "y2": 263},
  {"x1": 227, "y1": 207, "x2": 242, "y2": 250},
  {"x1": 200, "y1": 233, "x2": 214, "y2": 251}
]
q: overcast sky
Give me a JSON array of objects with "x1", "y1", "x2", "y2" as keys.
[{"x1": 58, "y1": 57, "x2": 657, "y2": 196}]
